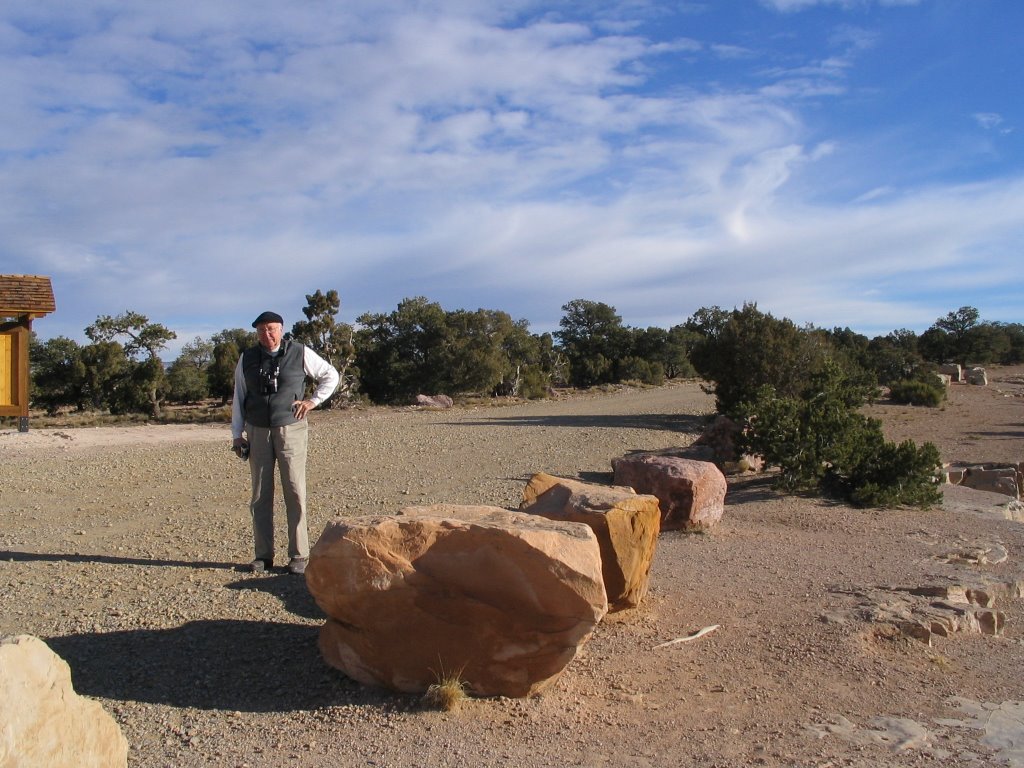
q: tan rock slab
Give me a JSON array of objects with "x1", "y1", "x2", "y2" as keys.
[{"x1": 833, "y1": 581, "x2": 1017, "y2": 646}]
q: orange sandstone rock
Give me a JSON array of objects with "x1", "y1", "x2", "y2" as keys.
[{"x1": 306, "y1": 505, "x2": 607, "y2": 698}]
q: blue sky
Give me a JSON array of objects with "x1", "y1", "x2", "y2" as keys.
[{"x1": 2, "y1": 0, "x2": 1021, "y2": 357}]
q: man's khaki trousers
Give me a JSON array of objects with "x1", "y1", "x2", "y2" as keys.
[{"x1": 247, "y1": 420, "x2": 309, "y2": 562}]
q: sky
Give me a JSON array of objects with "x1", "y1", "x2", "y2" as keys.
[{"x1": 2, "y1": 0, "x2": 1022, "y2": 358}]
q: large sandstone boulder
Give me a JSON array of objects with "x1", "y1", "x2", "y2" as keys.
[
  {"x1": 612, "y1": 453, "x2": 727, "y2": 530},
  {"x1": 306, "y1": 506, "x2": 608, "y2": 698},
  {"x1": 0, "y1": 634, "x2": 128, "y2": 768},
  {"x1": 520, "y1": 472, "x2": 661, "y2": 612},
  {"x1": 938, "y1": 363, "x2": 962, "y2": 382}
]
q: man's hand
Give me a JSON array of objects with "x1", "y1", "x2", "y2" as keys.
[
  {"x1": 292, "y1": 399, "x2": 316, "y2": 419},
  {"x1": 232, "y1": 437, "x2": 249, "y2": 459}
]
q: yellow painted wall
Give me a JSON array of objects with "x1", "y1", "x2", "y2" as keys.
[{"x1": 0, "y1": 333, "x2": 13, "y2": 407}]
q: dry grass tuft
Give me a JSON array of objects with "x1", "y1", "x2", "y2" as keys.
[{"x1": 423, "y1": 665, "x2": 469, "y2": 712}]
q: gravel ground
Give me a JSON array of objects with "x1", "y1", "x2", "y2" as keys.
[{"x1": 3, "y1": 374, "x2": 1024, "y2": 767}]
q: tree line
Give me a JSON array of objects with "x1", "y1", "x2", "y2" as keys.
[
  {"x1": 26, "y1": 293, "x2": 1024, "y2": 419},
  {"x1": 24, "y1": 296, "x2": 1023, "y2": 509}
]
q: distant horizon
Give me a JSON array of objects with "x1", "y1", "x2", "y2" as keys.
[{"x1": 4, "y1": 1, "x2": 1021, "y2": 358}]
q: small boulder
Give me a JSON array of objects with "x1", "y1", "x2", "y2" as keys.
[
  {"x1": 612, "y1": 453, "x2": 727, "y2": 530},
  {"x1": 667, "y1": 416, "x2": 763, "y2": 474},
  {"x1": 966, "y1": 367, "x2": 988, "y2": 386},
  {"x1": 414, "y1": 394, "x2": 454, "y2": 408},
  {"x1": 1004, "y1": 500, "x2": 1024, "y2": 522},
  {"x1": 691, "y1": 415, "x2": 740, "y2": 463},
  {"x1": 520, "y1": 472, "x2": 661, "y2": 611},
  {"x1": 942, "y1": 464, "x2": 967, "y2": 485},
  {"x1": 0, "y1": 634, "x2": 129, "y2": 767},
  {"x1": 938, "y1": 363, "x2": 962, "y2": 382},
  {"x1": 306, "y1": 506, "x2": 607, "y2": 698}
]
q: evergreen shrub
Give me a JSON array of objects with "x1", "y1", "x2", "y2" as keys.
[
  {"x1": 735, "y1": 364, "x2": 942, "y2": 508},
  {"x1": 888, "y1": 379, "x2": 945, "y2": 407}
]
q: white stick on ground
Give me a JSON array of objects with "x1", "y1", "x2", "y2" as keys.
[{"x1": 652, "y1": 624, "x2": 720, "y2": 649}]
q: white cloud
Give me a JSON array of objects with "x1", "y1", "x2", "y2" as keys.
[
  {"x1": 1, "y1": 0, "x2": 1020, "y2": 357},
  {"x1": 710, "y1": 43, "x2": 754, "y2": 59},
  {"x1": 974, "y1": 113, "x2": 1001, "y2": 129},
  {"x1": 762, "y1": 0, "x2": 920, "y2": 11},
  {"x1": 974, "y1": 112, "x2": 1012, "y2": 135}
]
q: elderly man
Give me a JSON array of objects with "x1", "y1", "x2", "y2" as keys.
[{"x1": 231, "y1": 311, "x2": 339, "y2": 574}]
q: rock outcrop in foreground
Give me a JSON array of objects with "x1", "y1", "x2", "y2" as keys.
[
  {"x1": 0, "y1": 634, "x2": 129, "y2": 768},
  {"x1": 943, "y1": 461, "x2": 1023, "y2": 500},
  {"x1": 520, "y1": 472, "x2": 660, "y2": 612},
  {"x1": 306, "y1": 505, "x2": 607, "y2": 697}
]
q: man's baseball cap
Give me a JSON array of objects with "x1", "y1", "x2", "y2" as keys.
[{"x1": 252, "y1": 311, "x2": 284, "y2": 327}]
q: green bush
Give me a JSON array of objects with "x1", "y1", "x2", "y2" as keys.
[
  {"x1": 845, "y1": 439, "x2": 942, "y2": 508},
  {"x1": 618, "y1": 356, "x2": 665, "y2": 386},
  {"x1": 517, "y1": 366, "x2": 551, "y2": 399},
  {"x1": 736, "y1": 363, "x2": 942, "y2": 508},
  {"x1": 166, "y1": 359, "x2": 210, "y2": 403},
  {"x1": 888, "y1": 378, "x2": 945, "y2": 407}
]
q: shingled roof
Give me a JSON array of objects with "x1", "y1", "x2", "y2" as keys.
[{"x1": 0, "y1": 274, "x2": 56, "y2": 318}]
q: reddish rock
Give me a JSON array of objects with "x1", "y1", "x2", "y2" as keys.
[
  {"x1": 414, "y1": 394, "x2": 454, "y2": 408},
  {"x1": 520, "y1": 472, "x2": 661, "y2": 611},
  {"x1": 612, "y1": 453, "x2": 727, "y2": 530},
  {"x1": 306, "y1": 505, "x2": 607, "y2": 698}
]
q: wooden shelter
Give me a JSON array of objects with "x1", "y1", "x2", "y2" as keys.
[{"x1": 1, "y1": 275, "x2": 56, "y2": 431}]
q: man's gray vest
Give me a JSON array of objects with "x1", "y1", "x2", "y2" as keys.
[{"x1": 241, "y1": 341, "x2": 306, "y2": 428}]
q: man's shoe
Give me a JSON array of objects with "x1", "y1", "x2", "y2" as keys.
[
  {"x1": 249, "y1": 558, "x2": 273, "y2": 573},
  {"x1": 288, "y1": 558, "x2": 308, "y2": 575}
]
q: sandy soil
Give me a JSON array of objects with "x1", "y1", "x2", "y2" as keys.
[{"x1": 2, "y1": 371, "x2": 1024, "y2": 768}]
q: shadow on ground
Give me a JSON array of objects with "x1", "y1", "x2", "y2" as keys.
[
  {"x1": 45, "y1": 619, "x2": 397, "y2": 713},
  {"x1": 720, "y1": 474, "x2": 780, "y2": 506},
  {"x1": 225, "y1": 573, "x2": 324, "y2": 620},
  {"x1": 444, "y1": 412, "x2": 706, "y2": 433},
  {"x1": 967, "y1": 427, "x2": 1024, "y2": 440},
  {"x1": 0, "y1": 550, "x2": 237, "y2": 571}
]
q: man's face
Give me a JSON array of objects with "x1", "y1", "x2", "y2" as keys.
[{"x1": 256, "y1": 322, "x2": 283, "y2": 351}]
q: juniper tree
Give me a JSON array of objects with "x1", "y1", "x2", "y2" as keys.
[{"x1": 85, "y1": 311, "x2": 176, "y2": 417}]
